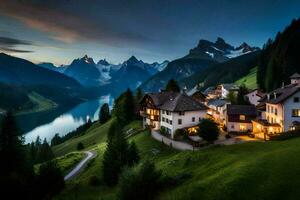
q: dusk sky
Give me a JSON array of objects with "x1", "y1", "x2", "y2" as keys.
[{"x1": 0, "y1": 0, "x2": 300, "y2": 65}]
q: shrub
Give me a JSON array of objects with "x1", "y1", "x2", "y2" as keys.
[
  {"x1": 118, "y1": 160, "x2": 162, "y2": 200},
  {"x1": 77, "y1": 142, "x2": 84, "y2": 150},
  {"x1": 198, "y1": 119, "x2": 219, "y2": 142},
  {"x1": 160, "y1": 126, "x2": 168, "y2": 136},
  {"x1": 174, "y1": 129, "x2": 185, "y2": 141}
]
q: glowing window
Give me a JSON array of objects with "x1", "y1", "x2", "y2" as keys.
[
  {"x1": 240, "y1": 124, "x2": 246, "y2": 131},
  {"x1": 240, "y1": 115, "x2": 246, "y2": 121}
]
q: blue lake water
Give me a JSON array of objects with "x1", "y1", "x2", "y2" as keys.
[{"x1": 24, "y1": 95, "x2": 113, "y2": 143}]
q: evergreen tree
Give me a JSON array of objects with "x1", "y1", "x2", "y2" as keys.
[
  {"x1": 198, "y1": 119, "x2": 219, "y2": 143},
  {"x1": 0, "y1": 112, "x2": 34, "y2": 199},
  {"x1": 127, "y1": 142, "x2": 140, "y2": 167},
  {"x1": 36, "y1": 161, "x2": 65, "y2": 199},
  {"x1": 226, "y1": 90, "x2": 237, "y2": 104},
  {"x1": 134, "y1": 88, "x2": 144, "y2": 119},
  {"x1": 165, "y1": 79, "x2": 180, "y2": 93},
  {"x1": 236, "y1": 85, "x2": 250, "y2": 105},
  {"x1": 99, "y1": 103, "x2": 111, "y2": 124},
  {"x1": 123, "y1": 89, "x2": 136, "y2": 124},
  {"x1": 118, "y1": 160, "x2": 162, "y2": 200},
  {"x1": 51, "y1": 133, "x2": 62, "y2": 146}
]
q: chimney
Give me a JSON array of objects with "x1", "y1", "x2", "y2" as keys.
[
  {"x1": 274, "y1": 92, "x2": 277, "y2": 99},
  {"x1": 282, "y1": 82, "x2": 285, "y2": 88},
  {"x1": 267, "y1": 94, "x2": 270, "y2": 100}
]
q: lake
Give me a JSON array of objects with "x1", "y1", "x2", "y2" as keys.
[{"x1": 23, "y1": 95, "x2": 113, "y2": 143}]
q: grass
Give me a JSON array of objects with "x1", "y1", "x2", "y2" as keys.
[
  {"x1": 35, "y1": 152, "x2": 85, "y2": 176},
  {"x1": 17, "y1": 92, "x2": 57, "y2": 115},
  {"x1": 54, "y1": 119, "x2": 300, "y2": 200},
  {"x1": 52, "y1": 120, "x2": 113, "y2": 157},
  {"x1": 235, "y1": 67, "x2": 257, "y2": 90}
]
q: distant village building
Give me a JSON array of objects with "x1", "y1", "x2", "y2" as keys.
[
  {"x1": 207, "y1": 99, "x2": 229, "y2": 125},
  {"x1": 216, "y1": 84, "x2": 239, "y2": 99},
  {"x1": 139, "y1": 92, "x2": 207, "y2": 138},
  {"x1": 252, "y1": 73, "x2": 300, "y2": 138},
  {"x1": 245, "y1": 89, "x2": 265, "y2": 106},
  {"x1": 226, "y1": 104, "x2": 257, "y2": 132}
]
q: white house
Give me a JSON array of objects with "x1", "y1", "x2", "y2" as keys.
[
  {"x1": 207, "y1": 99, "x2": 229, "y2": 125},
  {"x1": 140, "y1": 92, "x2": 207, "y2": 138},
  {"x1": 245, "y1": 89, "x2": 265, "y2": 106},
  {"x1": 226, "y1": 104, "x2": 257, "y2": 132},
  {"x1": 216, "y1": 84, "x2": 239, "y2": 99},
  {"x1": 252, "y1": 73, "x2": 300, "y2": 137}
]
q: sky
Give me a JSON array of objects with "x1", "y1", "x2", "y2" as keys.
[{"x1": 0, "y1": 0, "x2": 300, "y2": 66}]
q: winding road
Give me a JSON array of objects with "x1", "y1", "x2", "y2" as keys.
[{"x1": 64, "y1": 151, "x2": 96, "y2": 181}]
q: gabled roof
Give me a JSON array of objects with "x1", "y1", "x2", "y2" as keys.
[
  {"x1": 141, "y1": 92, "x2": 207, "y2": 112},
  {"x1": 260, "y1": 83, "x2": 300, "y2": 104},
  {"x1": 158, "y1": 93, "x2": 207, "y2": 112},
  {"x1": 221, "y1": 83, "x2": 239, "y2": 91},
  {"x1": 227, "y1": 104, "x2": 257, "y2": 116},
  {"x1": 290, "y1": 73, "x2": 300, "y2": 79},
  {"x1": 207, "y1": 99, "x2": 228, "y2": 107}
]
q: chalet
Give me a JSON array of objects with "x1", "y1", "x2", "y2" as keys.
[
  {"x1": 216, "y1": 84, "x2": 239, "y2": 99},
  {"x1": 252, "y1": 73, "x2": 300, "y2": 138},
  {"x1": 245, "y1": 89, "x2": 265, "y2": 106},
  {"x1": 207, "y1": 99, "x2": 229, "y2": 125},
  {"x1": 226, "y1": 104, "x2": 257, "y2": 132},
  {"x1": 139, "y1": 92, "x2": 207, "y2": 138}
]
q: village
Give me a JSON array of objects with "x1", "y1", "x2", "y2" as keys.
[{"x1": 139, "y1": 73, "x2": 300, "y2": 149}]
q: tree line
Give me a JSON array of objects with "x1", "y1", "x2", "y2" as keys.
[{"x1": 0, "y1": 112, "x2": 64, "y2": 199}]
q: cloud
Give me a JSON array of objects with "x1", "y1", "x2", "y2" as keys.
[
  {"x1": 0, "y1": 36, "x2": 34, "y2": 53},
  {"x1": 0, "y1": 0, "x2": 152, "y2": 45}
]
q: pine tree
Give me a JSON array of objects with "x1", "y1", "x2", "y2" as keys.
[
  {"x1": 99, "y1": 103, "x2": 111, "y2": 124},
  {"x1": 165, "y1": 79, "x2": 180, "y2": 92},
  {"x1": 236, "y1": 85, "x2": 250, "y2": 105},
  {"x1": 127, "y1": 141, "x2": 140, "y2": 167}
]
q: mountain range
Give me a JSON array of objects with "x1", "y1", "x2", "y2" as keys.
[{"x1": 139, "y1": 37, "x2": 259, "y2": 92}]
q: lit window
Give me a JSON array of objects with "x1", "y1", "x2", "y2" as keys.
[
  {"x1": 240, "y1": 115, "x2": 246, "y2": 121},
  {"x1": 292, "y1": 109, "x2": 300, "y2": 117},
  {"x1": 240, "y1": 124, "x2": 246, "y2": 131}
]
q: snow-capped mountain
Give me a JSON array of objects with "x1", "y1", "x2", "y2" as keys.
[
  {"x1": 96, "y1": 59, "x2": 122, "y2": 85},
  {"x1": 188, "y1": 37, "x2": 259, "y2": 62},
  {"x1": 150, "y1": 60, "x2": 169, "y2": 72},
  {"x1": 63, "y1": 55, "x2": 101, "y2": 86}
]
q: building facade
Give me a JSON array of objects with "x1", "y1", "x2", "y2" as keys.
[{"x1": 140, "y1": 92, "x2": 207, "y2": 138}]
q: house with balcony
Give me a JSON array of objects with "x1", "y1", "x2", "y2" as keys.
[
  {"x1": 139, "y1": 91, "x2": 207, "y2": 138},
  {"x1": 252, "y1": 73, "x2": 300, "y2": 138},
  {"x1": 226, "y1": 104, "x2": 257, "y2": 132}
]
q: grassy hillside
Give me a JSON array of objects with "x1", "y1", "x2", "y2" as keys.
[
  {"x1": 235, "y1": 66, "x2": 257, "y2": 89},
  {"x1": 54, "y1": 119, "x2": 300, "y2": 200}
]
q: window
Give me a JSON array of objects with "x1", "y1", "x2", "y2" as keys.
[
  {"x1": 178, "y1": 119, "x2": 182, "y2": 125},
  {"x1": 179, "y1": 111, "x2": 185, "y2": 116},
  {"x1": 199, "y1": 117, "x2": 202, "y2": 122},
  {"x1": 294, "y1": 97, "x2": 299, "y2": 103},
  {"x1": 292, "y1": 109, "x2": 300, "y2": 117},
  {"x1": 231, "y1": 125, "x2": 234, "y2": 129},
  {"x1": 162, "y1": 117, "x2": 165, "y2": 122},
  {"x1": 192, "y1": 117, "x2": 195, "y2": 122},
  {"x1": 275, "y1": 108, "x2": 278, "y2": 115},
  {"x1": 240, "y1": 124, "x2": 246, "y2": 131},
  {"x1": 170, "y1": 120, "x2": 172, "y2": 125},
  {"x1": 166, "y1": 118, "x2": 169, "y2": 123},
  {"x1": 166, "y1": 111, "x2": 170, "y2": 115},
  {"x1": 271, "y1": 107, "x2": 274, "y2": 113},
  {"x1": 162, "y1": 110, "x2": 165, "y2": 114},
  {"x1": 239, "y1": 115, "x2": 246, "y2": 121}
]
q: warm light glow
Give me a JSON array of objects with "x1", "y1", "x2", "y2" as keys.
[{"x1": 240, "y1": 124, "x2": 246, "y2": 131}]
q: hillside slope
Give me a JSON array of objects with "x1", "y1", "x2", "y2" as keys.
[
  {"x1": 0, "y1": 53, "x2": 80, "y2": 88},
  {"x1": 54, "y1": 120, "x2": 300, "y2": 200},
  {"x1": 182, "y1": 51, "x2": 260, "y2": 89},
  {"x1": 235, "y1": 67, "x2": 257, "y2": 89}
]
